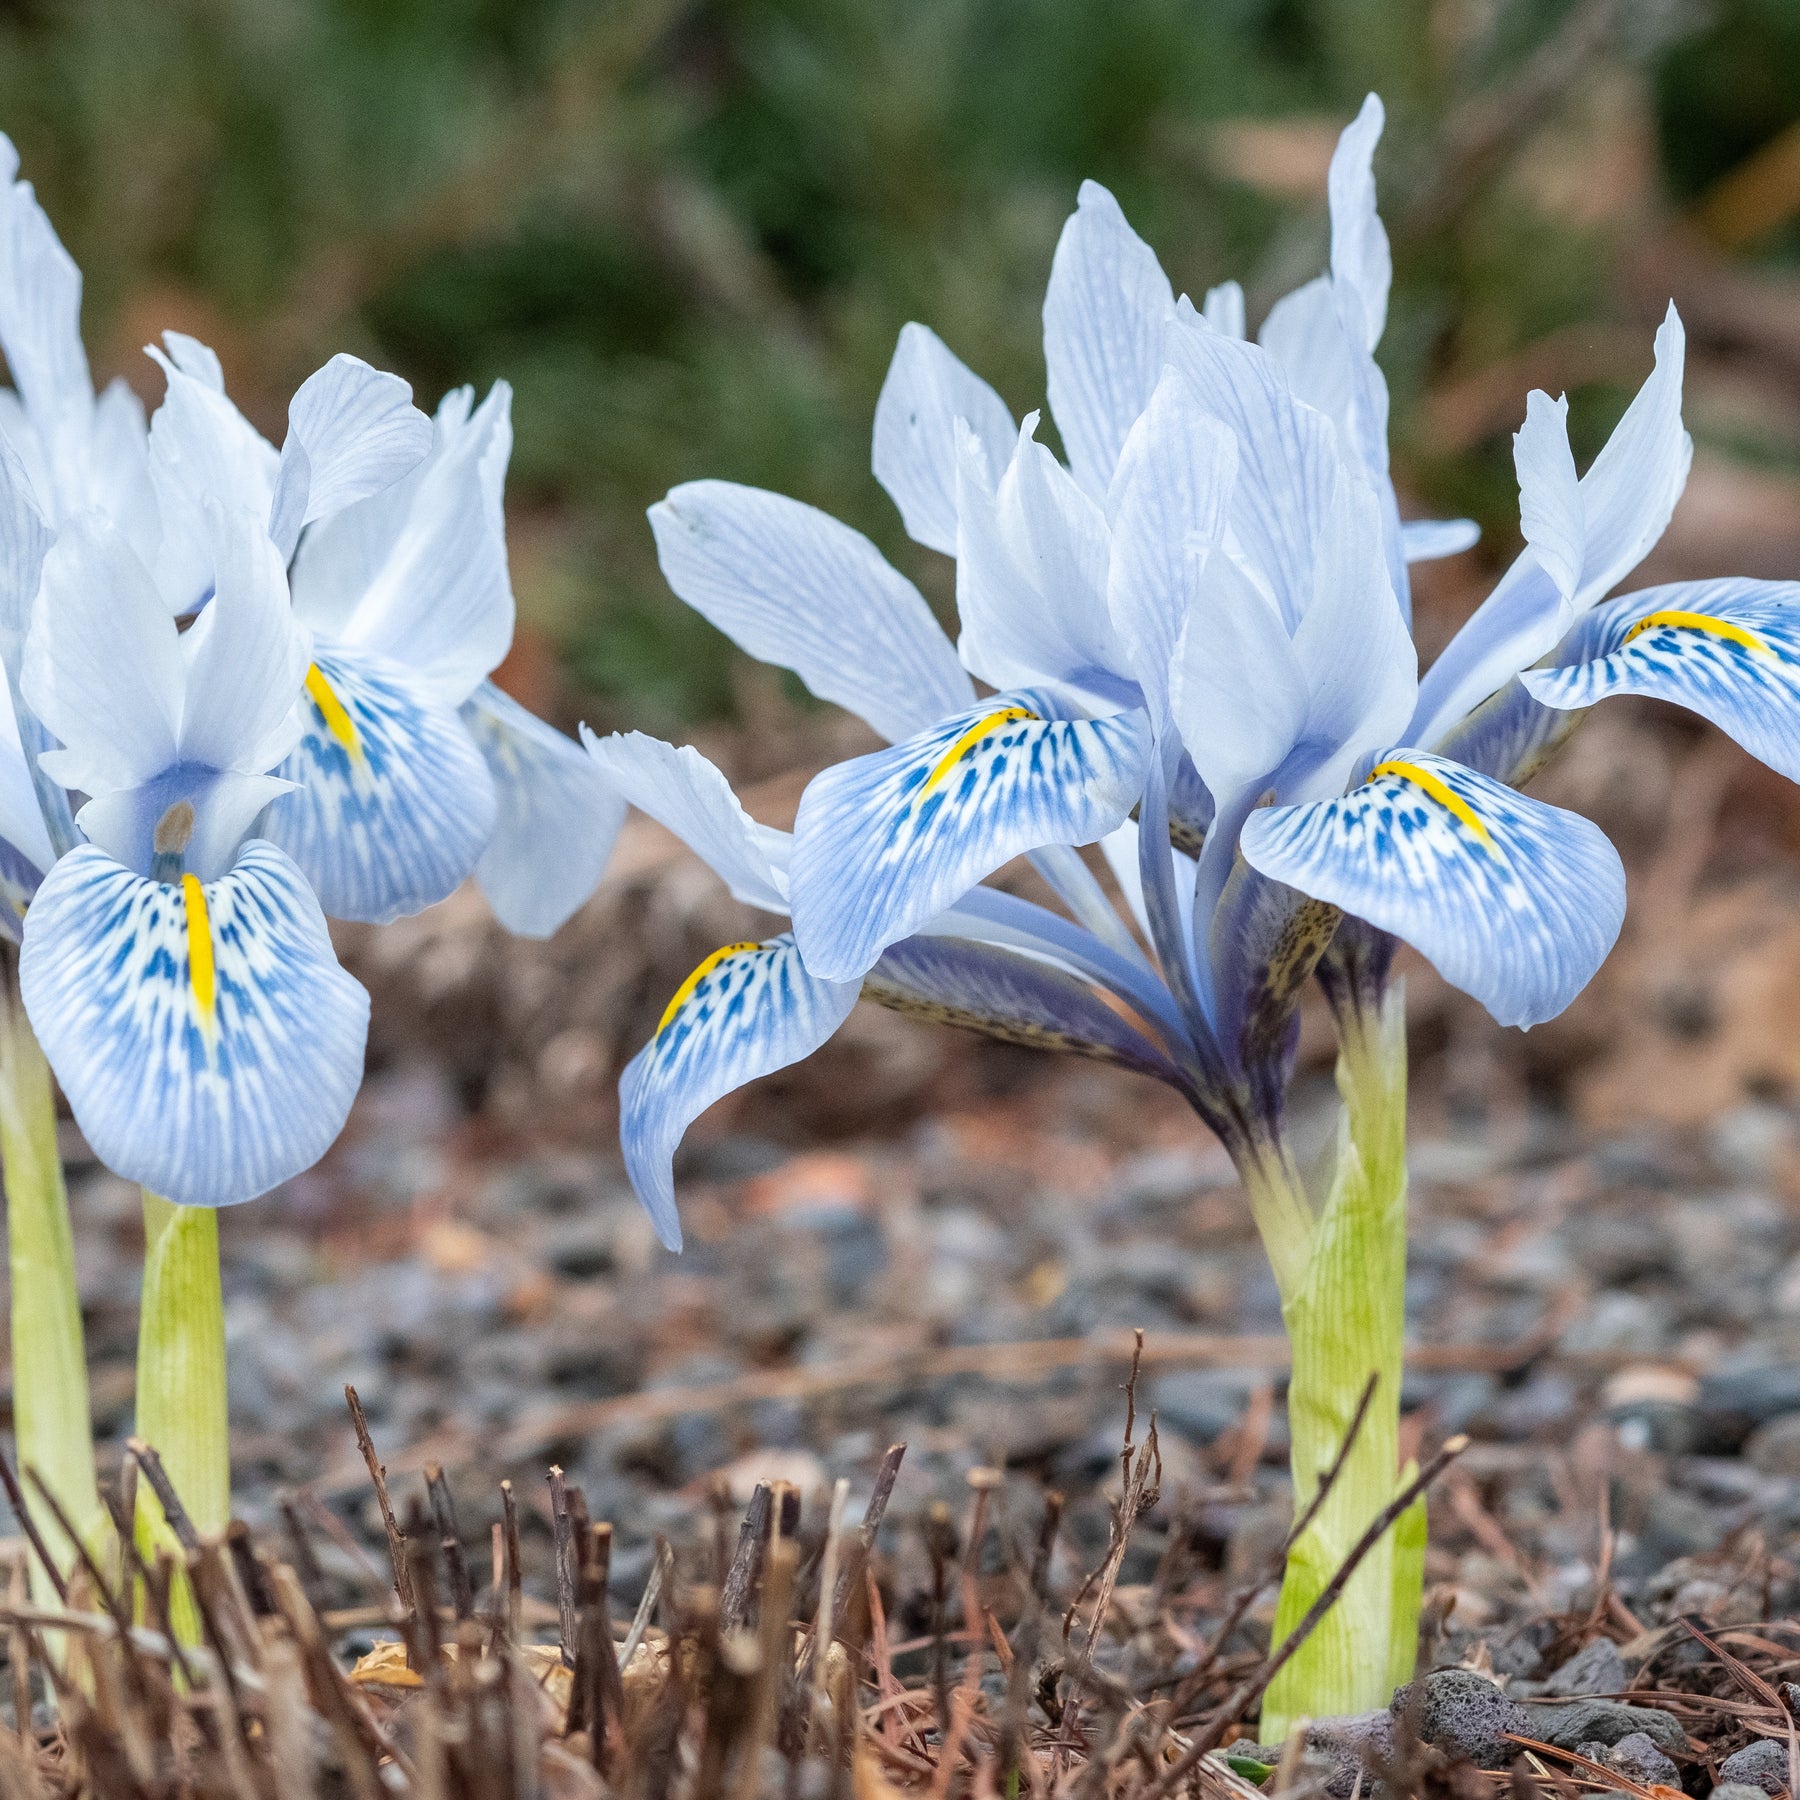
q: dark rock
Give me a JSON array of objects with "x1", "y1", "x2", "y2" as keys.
[
  {"x1": 1698, "y1": 1366, "x2": 1800, "y2": 1451},
  {"x1": 1231, "y1": 1716, "x2": 1394, "y2": 1800},
  {"x1": 1483, "y1": 1616, "x2": 1558, "y2": 1680},
  {"x1": 1719, "y1": 1739, "x2": 1792, "y2": 1796},
  {"x1": 1542, "y1": 1637, "x2": 1628, "y2": 1697},
  {"x1": 1390, "y1": 1670, "x2": 1527, "y2": 1769},
  {"x1": 1530, "y1": 1699, "x2": 1686, "y2": 1757},
  {"x1": 1598, "y1": 1732, "x2": 1680, "y2": 1786}
]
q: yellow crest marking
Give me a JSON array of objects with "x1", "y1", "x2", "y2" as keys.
[
  {"x1": 304, "y1": 663, "x2": 363, "y2": 759},
  {"x1": 181, "y1": 873, "x2": 217, "y2": 1028},
  {"x1": 658, "y1": 942, "x2": 762, "y2": 1035},
  {"x1": 920, "y1": 706, "x2": 1040, "y2": 797},
  {"x1": 1369, "y1": 759, "x2": 1493, "y2": 846},
  {"x1": 1621, "y1": 609, "x2": 1768, "y2": 654}
]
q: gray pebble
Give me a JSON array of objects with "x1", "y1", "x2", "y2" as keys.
[
  {"x1": 1595, "y1": 1732, "x2": 1679, "y2": 1786},
  {"x1": 1530, "y1": 1698, "x2": 1686, "y2": 1756},
  {"x1": 1746, "y1": 1412, "x2": 1800, "y2": 1478},
  {"x1": 1715, "y1": 1787, "x2": 1780, "y2": 1800},
  {"x1": 1390, "y1": 1669, "x2": 1527, "y2": 1769},
  {"x1": 1542, "y1": 1637, "x2": 1628, "y2": 1697},
  {"x1": 1719, "y1": 1739, "x2": 1793, "y2": 1796}
]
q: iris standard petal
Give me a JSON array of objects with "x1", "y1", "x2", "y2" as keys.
[
  {"x1": 1043, "y1": 180, "x2": 1175, "y2": 497},
  {"x1": 267, "y1": 355, "x2": 432, "y2": 560},
  {"x1": 650, "y1": 480, "x2": 973, "y2": 744},
  {"x1": 864, "y1": 933, "x2": 1180, "y2": 1081},
  {"x1": 1240, "y1": 750, "x2": 1625, "y2": 1029},
  {"x1": 260, "y1": 646, "x2": 497, "y2": 923},
  {"x1": 1326, "y1": 93, "x2": 1391, "y2": 353},
  {"x1": 18, "y1": 841, "x2": 370, "y2": 1207},
  {"x1": 462, "y1": 682, "x2": 625, "y2": 938},
  {"x1": 1402, "y1": 518, "x2": 1480, "y2": 562},
  {"x1": 790, "y1": 695, "x2": 1151, "y2": 983},
  {"x1": 620, "y1": 935, "x2": 859, "y2": 1249},
  {"x1": 1523, "y1": 580, "x2": 1800, "y2": 780},
  {"x1": 1202, "y1": 281, "x2": 1246, "y2": 339},
  {"x1": 580, "y1": 728, "x2": 788, "y2": 914},
  {"x1": 872, "y1": 322, "x2": 1015, "y2": 555}
]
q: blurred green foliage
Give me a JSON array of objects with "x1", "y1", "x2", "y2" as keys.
[{"x1": 0, "y1": 0, "x2": 1786, "y2": 724}]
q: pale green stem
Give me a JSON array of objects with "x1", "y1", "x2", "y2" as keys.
[
  {"x1": 135, "y1": 1191, "x2": 228, "y2": 1637},
  {"x1": 0, "y1": 963, "x2": 105, "y2": 1596},
  {"x1": 1259, "y1": 978, "x2": 1421, "y2": 1739}
]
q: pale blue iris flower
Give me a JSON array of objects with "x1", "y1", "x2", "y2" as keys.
[
  {"x1": 0, "y1": 139, "x2": 628, "y2": 1207},
  {"x1": 603, "y1": 92, "x2": 1800, "y2": 1251}
]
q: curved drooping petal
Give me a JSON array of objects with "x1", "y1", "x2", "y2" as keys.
[
  {"x1": 864, "y1": 933, "x2": 1182, "y2": 1081},
  {"x1": 460, "y1": 683, "x2": 625, "y2": 937},
  {"x1": 1524, "y1": 580, "x2": 1800, "y2": 780},
  {"x1": 790, "y1": 694, "x2": 1152, "y2": 982},
  {"x1": 267, "y1": 355, "x2": 432, "y2": 561},
  {"x1": 18, "y1": 841, "x2": 370, "y2": 1208},
  {"x1": 1043, "y1": 180, "x2": 1174, "y2": 498},
  {"x1": 1240, "y1": 750, "x2": 1624, "y2": 1029},
  {"x1": 303, "y1": 383, "x2": 513, "y2": 705},
  {"x1": 1402, "y1": 518, "x2": 1480, "y2": 562},
  {"x1": 620, "y1": 935, "x2": 859, "y2": 1249},
  {"x1": 955, "y1": 416, "x2": 1136, "y2": 711},
  {"x1": 650, "y1": 480, "x2": 974, "y2": 744},
  {"x1": 260, "y1": 646, "x2": 497, "y2": 923},
  {"x1": 872, "y1": 323, "x2": 1015, "y2": 555},
  {"x1": 581, "y1": 728, "x2": 789, "y2": 913},
  {"x1": 1409, "y1": 308, "x2": 1691, "y2": 747}
]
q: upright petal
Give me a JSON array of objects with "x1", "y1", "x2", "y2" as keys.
[
  {"x1": 25, "y1": 512, "x2": 182, "y2": 794},
  {"x1": 461, "y1": 683, "x2": 626, "y2": 938},
  {"x1": 1513, "y1": 389, "x2": 1582, "y2": 602},
  {"x1": 872, "y1": 322, "x2": 1014, "y2": 555},
  {"x1": 260, "y1": 646, "x2": 497, "y2": 923},
  {"x1": 650, "y1": 480, "x2": 973, "y2": 744},
  {"x1": 1241, "y1": 750, "x2": 1624, "y2": 1029},
  {"x1": 790, "y1": 694, "x2": 1151, "y2": 981},
  {"x1": 581, "y1": 728, "x2": 788, "y2": 913},
  {"x1": 267, "y1": 355, "x2": 432, "y2": 559},
  {"x1": 620, "y1": 936, "x2": 859, "y2": 1249},
  {"x1": 329, "y1": 382, "x2": 513, "y2": 705},
  {"x1": 18, "y1": 842, "x2": 370, "y2": 1208},
  {"x1": 1105, "y1": 368, "x2": 1239, "y2": 730},
  {"x1": 1402, "y1": 518, "x2": 1479, "y2": 562},
  {"x1": 1327, "y1": 94, "x2": 1391, "y2": 353},
  {"x1": 864, "y1": 933, "x2": 1182, "y2": 1080},
  {"x1": 0, "y1": 418, "x2": 51, "y2": 663},
  {"x1": 1201, "y1": 281, "x2": 1246, "y2": 339},
  {"x1": 1043, "y1": 181, "x2": 1175, "y2": 497},
  {"x1": 1523, "y1": 580, "x2": 1800, "y2": 781}
]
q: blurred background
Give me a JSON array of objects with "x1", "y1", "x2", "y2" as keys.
[{"x1": 18, "y1": 0, "x2": 1800, "y2": 1521}]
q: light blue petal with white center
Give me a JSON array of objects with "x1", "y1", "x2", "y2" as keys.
[
  {"x1": 1403, "y1": 518, "x2": 1480, "y2": 562},
  {"x1": 1043, "y1": 181, "x2": 1175, "y2": 497},
  {"x1": 621, "y1": 935, "x2": 859, "y2": 1249},
  {"x1": 1240, "y1": 749, "x2": 1624, "y2": 1029},
  {"x1": 650, "y1": 480, "x2": 973, "y2": 744},
  {"x1": 260, "y1": 645, "x2": 497, "y2": 923},
  {"x1": 461, "y1": 682, "x2": 625, "y2": 937},
  {"x1": 872, "y1": 322, "x2": 1014, "y2": 556},
  {"x1": 1523, "y1": 580, "x2": 1800, "y2": 781},
  {"x1": 789, "y1": 693, "x2": 1152, "y2": 982},
  {"x1": 18, "y1": 841, "x2": 370, "y2": 1207},
  {"x1": 864, "y1": 934, "x2": 1181, "y2": 1083}
]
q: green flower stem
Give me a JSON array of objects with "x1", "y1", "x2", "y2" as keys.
[
  {"x1": 0, "y1": 960, "x2": 105, "y2": 1596},
  {"x1": 135, "y1": 1192, "x2": 228, "y2": 1620},
  {"x1": 1259, "y1": 979, "x2": 1421, "y2": 1740}
]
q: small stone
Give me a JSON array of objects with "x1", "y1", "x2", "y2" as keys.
[
  {"x1": 1720, "y1": 1739, "x2": 1792, "y2": 1796},
  {"x1": 1714, "y1": 1786, "x2": 1778, "y2": 1800},
  {"x1": 1390, "y1": 1669, "x2": 1527, "y2": 1769},
  {"x1": 1746, "y1": 1412, "x2": 1800, "y2": 1478},
  {"x1": 1542, "y1": 1637, "x2": 1628, "y2": 1697},
  {"x1": 1601, "y1": 1732, "x2": 1680, "y2": 1787},
  {"x1": 1531, "y1": 1698, "x2": 1686, "y2": 1757}
]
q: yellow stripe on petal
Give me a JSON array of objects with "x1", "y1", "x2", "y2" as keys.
[
  {"x1": 920, "y1": 706, "x2": 1040, "y2": 796},
  {"x1": 658, "y1": 942, "x2": 762, "y2": 1035},
  {"x1": 1621, "y1": 609, "x2": 1769, "y2": 654},
  {"x1": 304, "y1": 663, "x2": 363, "y2": 759},
  {"x1": 181, "y1": 873, "x2": 217, "y2": 1029},
  {"x1": 1369, "y1": 759, "x2": 1493, "y2": 846}
]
